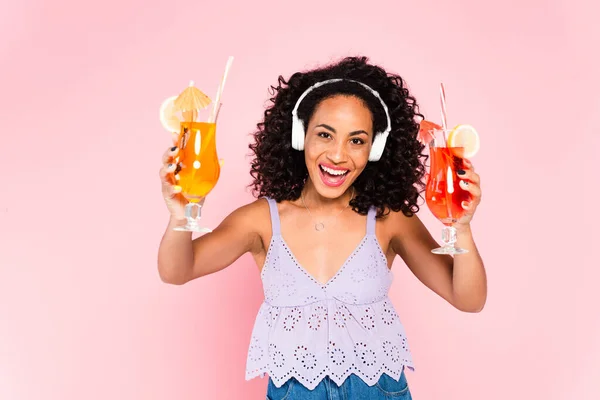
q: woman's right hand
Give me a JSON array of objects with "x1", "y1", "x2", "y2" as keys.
[{"x1": 159, "y1": 133, "x2": 187, "y2": 220}]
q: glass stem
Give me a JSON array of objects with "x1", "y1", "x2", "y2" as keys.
[
  {"x1": 185, "y1": 203, "x2": 202, "y2": 226},
  {"x1": 441, "y1": 226, "x2": 458, "y2": 248}
]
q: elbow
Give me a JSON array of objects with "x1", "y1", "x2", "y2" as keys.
[
  {"x1": 451, "y1": 288, "x2": 487, "y2": 313},
  {"x1": 455, "y1": 299, "x2": 486, "y2": 313},
  {"x1": 157, "y1": 266, "x2": 190, "y2": 285},
  {"x1": 160, "y1": 276, "x2": 187, "y2": 286},
  {"x1": 458, "y1": 304, "x2": 485, "y2": 313}
]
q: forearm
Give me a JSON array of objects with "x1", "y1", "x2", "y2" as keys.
[
  {"x1": 157, "y1": 217, "x2": 195, "y2": 285},
  {"x1": 451, "y1": 225, "x2": 487, "y2": 312}
]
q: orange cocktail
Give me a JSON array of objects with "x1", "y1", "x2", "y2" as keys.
[{"x1": 175, "y1": 121, "x2": 220, "y2": 203}]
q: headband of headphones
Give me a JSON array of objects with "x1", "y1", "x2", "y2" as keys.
[{"x1": 291, "y1": 78, "x2": 391, "y2": 162}]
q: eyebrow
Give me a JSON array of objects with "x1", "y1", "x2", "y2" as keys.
[{"x1": 315, "y1": 124, "x2": 368, "y2": 136}]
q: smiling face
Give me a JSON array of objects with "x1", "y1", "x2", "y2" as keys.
[{"x1": 303, "y1": 95, "x2": 374, "y2": 199}]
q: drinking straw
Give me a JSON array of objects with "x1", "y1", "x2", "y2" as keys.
[
  {"x1": 214, "y1": 103, "x2": 223, "y2": 123},
  {"x1": 439, "y1": 83, "x2": 453, "y2": 220},
  {"x1": 439, "y1": 83, "x2": 448, "y2": 140},
  {"x1": 208, "y1": 56, "x2": 234, "y2": 123}
]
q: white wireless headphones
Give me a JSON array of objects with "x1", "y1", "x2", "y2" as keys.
[{"x1": 291, "y1": 78, "x2": 392, "y2": 162}]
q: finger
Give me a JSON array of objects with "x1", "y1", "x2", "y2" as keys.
[
  {"x1": 461, "y1": 200, "x2": 475, "y2": 210},
  {"x1": 459, "y1": 179, "x2": 482, "y2": 198},
  {"x1": 457, "y1": 169, "x2": 480, "y2": 185},
  {"x1": 172, "y1": 132, "x2": 180, "y2": 145},
  {"x1": 165, "y1": 184, "x2": 182, "y2": 199},
  {"x1": 159, "y1": 163, "x2": 177, "y2": 184},
  {"x1": 463, "y1": 158, "x2": 474, "y2": 170},
  {"x1": 162, "y1": 146, "x2": 179, "y2": 164}
]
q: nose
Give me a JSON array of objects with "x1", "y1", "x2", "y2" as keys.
[{"x1": 326, "y1": 139, "x2": 347, "y2": 163}]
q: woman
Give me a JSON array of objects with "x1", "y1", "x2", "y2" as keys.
[{"x1": 157, "y1": 56, "x2": 486, "y2": 399}]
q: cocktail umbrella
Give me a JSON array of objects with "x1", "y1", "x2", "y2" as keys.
[{"x1": 174, "y1": 81, "x2": 212, "y2": 121}]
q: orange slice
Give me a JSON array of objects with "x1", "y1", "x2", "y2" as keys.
[
  {"x1": 447, "y1": 124, "x2": 480, "y2": 158},
  {"x1": 159, "y1": 95, "x2": 181, "y2": 133}
]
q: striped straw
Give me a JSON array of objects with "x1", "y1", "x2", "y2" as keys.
[
  {"x1": 439, "y1": 83, "x2": 448, "y2": 132},
  {"x1": 439, "y1": 83, "x2": 452, "y2": 219}
]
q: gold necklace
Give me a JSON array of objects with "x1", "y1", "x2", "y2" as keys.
[{"x1": 300, "y1": 188, "x2": 355, "y2": 231}]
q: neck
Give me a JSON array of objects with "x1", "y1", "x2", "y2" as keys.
[{"x1": 301, "y1": 179, "x2": 354, "y2": 213}]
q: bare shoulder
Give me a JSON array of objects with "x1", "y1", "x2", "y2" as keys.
[
  {"x1": 377, "y1": 208, "x2": 430, "y2": 254},
  {"x1": 215, "y1": 197, "x2": 271, "y2": 229},
  {"x1": 213, "y1": 197, "x2": 272, "y2": 253},
  {"x1": 226, "y1": 197, "x2": 271, "y2": 221},
  {"x1": 377, "y1": 208, "x2": 421, "y2": 232}
]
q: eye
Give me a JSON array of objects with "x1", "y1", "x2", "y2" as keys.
[
  {"x1": 350, "y1": 138, "x2": 365, "y2": 145},
  {"x1": 317, "y1": 132, "x2": 332, "y2": 139}
]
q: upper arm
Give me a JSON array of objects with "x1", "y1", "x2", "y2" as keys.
[
  {"x1": 388, "y1": 212, "x2": 455, "y2": 305},
  {"x1": 188, "y1": 199, "x2": 267, "y2": 280}
]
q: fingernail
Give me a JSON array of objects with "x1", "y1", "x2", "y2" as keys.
[
  {"x1": 171, "y1": 146, "x2": 177, "y2": 152},
  {"x1": 168, "y1": 163, "x2": 173, "y2": 169},
  {"x1": 457, "y1": 169, "x2": 466, "y2": 175}
]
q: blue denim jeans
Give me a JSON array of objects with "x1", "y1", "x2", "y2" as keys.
[{"x1": 266, "y1": 370, "x2": 412, "y2": 400}]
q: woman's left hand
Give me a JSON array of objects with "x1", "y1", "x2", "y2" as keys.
[{"x1": 455, "y1": 159, "x2": 482, "y2": 229}]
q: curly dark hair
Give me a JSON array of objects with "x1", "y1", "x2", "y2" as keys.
[{"x1": 248, "y1": 56, "x2": 427, "y2": 218}]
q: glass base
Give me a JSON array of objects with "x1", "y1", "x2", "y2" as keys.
[
  {"x1": 173, "y1": 224, "x2": 212, "y2": 233},
  {"x1": 431, "y1": 245, "x2": 469, "y2": 255}
]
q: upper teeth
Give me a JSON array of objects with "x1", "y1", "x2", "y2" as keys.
[{"x1": 322, "y1": 165, "x2": 348, "y2": 176}]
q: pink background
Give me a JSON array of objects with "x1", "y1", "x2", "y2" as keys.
[{"x1": 1, "y1": 0, "x2": 598, "y2": 399}]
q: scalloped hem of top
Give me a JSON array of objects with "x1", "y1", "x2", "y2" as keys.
[{"x1": 245, "y1": 364, "x2": 415, "y2": 391}]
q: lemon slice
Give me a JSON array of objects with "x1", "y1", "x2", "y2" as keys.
[
  {"x1": 159, "y1": 95, "x2": 181, "y2": 133},
  {"x1": 447, "y1": 124, "x2": 480, "y2": 158}
]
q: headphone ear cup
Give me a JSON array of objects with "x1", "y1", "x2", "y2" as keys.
[
  {"x1": 291, "y1": 114, "x2": 305, "y2": 151},
  {"x1": 369, "y1": 132, "x2": 386, "y2": 162}
]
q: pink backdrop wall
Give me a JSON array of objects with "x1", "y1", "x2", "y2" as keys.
[{"x1": 1, "y1": 0, "x2": 598, "y2": 399}]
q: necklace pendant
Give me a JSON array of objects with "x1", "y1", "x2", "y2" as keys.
[{"x1": 315, "y1": 222, "x2": 325, "y2": 231}]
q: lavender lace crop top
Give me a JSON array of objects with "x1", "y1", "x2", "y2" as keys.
[{"x1": 245, "y1": 197, "x2": 414, "y2": 390}]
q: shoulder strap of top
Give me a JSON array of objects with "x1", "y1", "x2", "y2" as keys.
[
  {"x1": 366, "y1": 206, "x2": 377, "y2": 235},
  {"x1": 264, "y1": 197, "x2": 281, "y2": 235}
]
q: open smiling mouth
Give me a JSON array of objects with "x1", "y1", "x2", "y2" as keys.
[{"x1": 318, "y1": 164, "x2": 350, "y2": 187}]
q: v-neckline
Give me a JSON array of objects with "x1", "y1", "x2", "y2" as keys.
[{"x1": 279, "y1": 234, "x2": 369, "y2": 287}]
